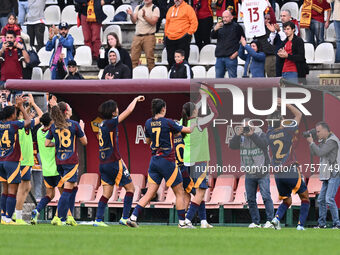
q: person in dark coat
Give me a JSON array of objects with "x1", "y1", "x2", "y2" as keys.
[
  {"x1": 169, "y1": 49, "x2": 193, "y2": 79},
  {"x1": 101, "y1": 48, "x2": 131, "y2": 79}
]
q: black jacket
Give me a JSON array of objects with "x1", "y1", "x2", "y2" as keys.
[
  {"x1": 74, "y1": 0, "x2": 111, "y2": 24},
  {"x1": 101, "y1": 61, "x2": 131, "y2": 79},
  {"x1": 97, "y1": 47, "x2": 132, "y2": 77},
  {"x1": 211, "y1": 21, "x2": 244, "y2": 58},
  {"x1": 65, "y1": 72, "x2": 84, "y2": 80},
  {"x1": 169, "y1": 60, "x2": 193, "y2": 79},
  {"x1": 254, "y1": 27, "x2": 275, "y2": 56},
  {"x1": 278, "y1": 35, "x2": 309, "y2": 78},
  {"x1": 0, "y1": 0, "x2": 18, "y2": 16}
]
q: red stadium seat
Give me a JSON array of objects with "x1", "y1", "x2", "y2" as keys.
[
  {"x1": 79, "y1": 173, "x2": 100, "y2": 189},
  {"x1": 224, "y1": 175, "x2": 246, "y2": 208},
  {"x1": 75, "y1": 184, "x2": 95, "y2": 203},
  {"x1": 215, "y1": 174, "x2": 236, "y2": 189},
  {"x1": 47, "y1": 187, "x2": 61, "y2": 206},
  {"x1": 153, "y1": 188, "x2": 176, "y2": 208},
  {"x1": 307, "y1": 174, "x2": 322, "y2": 197},
  {"x1": 206, "y1": 186, "x2": 233, "y2": 209}
]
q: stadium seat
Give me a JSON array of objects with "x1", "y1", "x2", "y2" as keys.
[
  {"x1": 74, "y1": 46, "x2": 92, "y2": 66},
  {"x1": 79, "y1": 173, "x2": 100, "y2": 189},
  {"x1": 154, "y1": 187, "x2": 176, "y2": 208},
  {"x1": 61, "y1": 5, "x2": 77, "y2": 24},
  {"x1": 206, "y1": 186, "x2": 233, "y2": 208},
  {"x1": 281, "y1": 2, "x2": 299, "y2": 20},
  {"x1": 133, "y1": 66, "x2": 149, "y2": 79},
  {"x1": 304, "y1": 43, "x2": 315, "y2": 64},
  {"x1": 199, "y1": 44, "x2": 216, "y2": 65},
  {"x1": 275, "y1": 3, "x2": 280, "y2": 21},
  {"x1": 43, "y1": 68, "x2": 51, "y2": 80},
  {"x1": 69, "y1": 25, "x2": 85, "y2": 45},
  {"x1": 31, "y1": 67, "x2": 43, "y2": 80},
  {"x1": 102, "y1": 25, "x2": 122, "y2": 45},
  {"x1": 75, "y1": 184, "x2": 95, "y2": 205},
  {"x1": 37, "y1": 48, "x2": 53, "y2": 66},
  {"x1": 314, "y1": 43, "x2": 335, "y2": 64},
  {"x1": 149, "y1": 66, "x2": 168, "y2": 79},
  {"x1": 84, "y1": 185, "x2": 104, "y2": 207},
  {"x1": 189, "y1": 44, "x2": 199, "y2": 65},
  {"x1": 204, "y1": 188, "x2": 211, "y2": 203},
  {"x1": 237, "y1": 65, "x2": 244, "y2": 78},
  {"x1": 300, "y1": 28, "x2": 307, "y2": 42},
  {"x1": 224, "y1": 175, "x2": 246, "y2": 208},
  {"x1": 298, "y1": 5, "x2": 302, "y2": 21},
  {"x1": 325, "y1": 22, "x2": 336, "y2": 42},
  {"x1": 102, "y1": 5, "x2": 115, "y2": 24},
  {"x1": 215, "y1": 175, "x2": 236, "y2": 189},
  {"x1": 307, "y1": 174, "x2": 322, "y2": 197},
  {"x1": 108, "y1": 185, "x2": 119, "y2": 202},
  {"x1": 44, "y1": 5, "x2": 61, "y2": 25},
  {"x1": 131, "y1": 174, "x2": 146, "y2": 188},
  {"x1": 206, "y1": 66, "x2": 215, "y2": 78},
  {"x1": 192, "y1": 66, "x2": 206, "y2": 78},
  {"x1": 114, "y1": 4, "x2": 133, "y2": 22},
  {"x1": 237, "y1": 56, "x2": 245, "y2": 65}
]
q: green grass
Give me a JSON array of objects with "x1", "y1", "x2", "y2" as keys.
[{"x1": 1, "y1": 224, "x2": 339, "y2": 255}]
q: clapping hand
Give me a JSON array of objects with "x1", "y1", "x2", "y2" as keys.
[{"x1": 105, "y1": 73, "x2": 114, "y2": 80}]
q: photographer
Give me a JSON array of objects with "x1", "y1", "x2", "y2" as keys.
[
  {"x1": 306, "y1": 122, "x2": 340, "y2": 229},
  {"x1": 229, "y1": 119, "x2": 274, "y2": 228},
  {"x1": 0, "y1": 30, "x2": 30, "y2": 85}
]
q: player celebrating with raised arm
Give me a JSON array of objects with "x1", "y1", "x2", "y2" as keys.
[
  {"x1": 0, "y1": 96, "x2": 31, "y2": 224},
  {"x1": 45, "y1": 102, "x2": 87, "y2": 226},
  {"x1": 14, "y1": 94, "x2": 43, "y2": 225},
  {"x1": 266, "y1": 98, "x2": 310, "y2": 230},
  {"x1": 31, "y1": 113, "x2": 62, "y2": 225},
  {"x1": 93, "y1": 96, "x2": 145, "y2": 227},
  {"x1": 127, "y1": 98, "x2": 195, "y2": 228}
]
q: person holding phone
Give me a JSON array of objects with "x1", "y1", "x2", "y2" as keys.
[{"x1": 0, "y1": 30, "x2": 30, "y2": 87}]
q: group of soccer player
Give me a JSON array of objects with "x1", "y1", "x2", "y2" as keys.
[{"x1": 0, "y1": 90, "x2": 310, "y2": 229}]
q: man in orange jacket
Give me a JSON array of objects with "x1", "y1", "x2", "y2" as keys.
[{"x1": 164, "y1": 0, "x2": 198, "y2": 68}]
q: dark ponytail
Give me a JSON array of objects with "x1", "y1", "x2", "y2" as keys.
[
  {"x1": 50, "y1": 102, "x2": 69, "y2": 129},
  {"x1": 181, "y1": 102, "x2": 195, "y2": 138}
]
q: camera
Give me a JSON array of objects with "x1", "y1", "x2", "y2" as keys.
[
  {"x1": 195, "y1": 1, "x2": 201, "y2": 11},
  {"x1": 7, "y1": 41, "x2": 14, "y2": 47},
  {"x1": 303, "y1": 128, "x2": 317, "y2": 140},
  {"x1": 243, "y1": 126, "x2": 250, "y2": 134}
]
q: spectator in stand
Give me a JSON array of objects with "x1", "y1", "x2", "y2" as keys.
[
  {"x1": 26, "y1": 0, "x2": 46, "y2": 51},
  {"x1": 169, "y1": 49, "x2": 193, "y2": 79},
  {"x1": 58, "y1": 0, "x2": 74, "y2": 11},
  {"x1": 0, "y1": 0, "x2": 18, "y2": 32},
  {"x1": 238, "y1": 37, "x2": 266, "y2": 78},
  {"x1": 1, "y1": 13, "x2": 21, "y2": 43},
  {"x1": 216, "y1": 0, "x2": 239, "y2": 22},
  {"x1": 98, "y1": 32, "x2": 132, "y2": 75},
  {"x1": 193, "y1": 0, "x2": 213, "y2": 50},
  {"x1": 101, "y1": 48, "x2": 131, "y2": 80},
  {"x1": 18, "y1": 0, "x2": 29, "y2": 25},
  {"x1": 277, "y1": 21, "x2": 308, "y2": 84},
  {"x1": 211, "y1": 9, "x2": 244, "y2": 78},
  {"x1": 58, "y1": 59, "x2": 84, "y2": 80},
  {"x1": 254, "y1": 13, "x2": 276, "y2": 77},
  {"x1": 75, "y1": 0, "x2": 112, "y2": 64},
  {"x1": 0, "y1": 30, "x2": 30, "y2": 85},
  {"x1": 45, "y1": 22, "x2": 74, "y2": 80},
  {"x1": 127, "y1": 0, "x2": 160, "y2": 72},
  {"x1": 164, "y1": 0, "x2": 198, "y2": 68},
  {"x1": 300, "y1": 0, "x2": 331, "y2": 47},
  {"x1": 328, "y1": 0, "x2": 340, "y2": 63}
]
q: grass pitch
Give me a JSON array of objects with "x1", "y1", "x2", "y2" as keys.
[{"x1": 1, "y1": 224, "x2": 339, "y2": 255}]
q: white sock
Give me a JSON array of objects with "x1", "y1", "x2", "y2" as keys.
[
  {"x1": 130, "y1": 215, "x2": 137, "y2": 221},
  {"x1": 15, "y1": 210, "x2": 22, "y2": 220},
  {"x1": 201, "y1": 220, "x2": 208, "y2": 225},
  {"x1": 179, "y1": 220, "x2": 185, "y2": 226},
  {"x1": 185, "y1": 218, "x2": 191, "y2": 225}
]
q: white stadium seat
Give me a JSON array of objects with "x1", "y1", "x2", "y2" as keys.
[
  {"x1": 149, "y1": 66, "x2": 168, "y2": 79},
  {"x1": 199, "y1": 44, "x2": 216, "y2": 65},
  {"x1": 43, "y1": 68, "x2": 51, "y2": 80},
  {"x1": 192, "y1": 66, "x2": 206, "y2": 78},
  {"x1": 69, "y1": 25, "x2": 84, "y2": 45},
  {"x1": 114, "y1": 4, "x2": 132, "y2": 22},
  {"x1": 206, "y1": 66, "x2": 215, "y2": 78},
  {"x1": 74, "y1": 46, "x2": 92, "y2": 66},
  {"x1": 281, "y1": 2, "x2": 298, "y2": 20},
  {"x1": 102, "y1": 5, "x2": 115, "y2": 24},
  {"x1": 61, "y1": 5, "x2": 78, "y2": 25},
  {"x1": 314, "y1": 43, "x2": 335, "y2": 64},
  {"x1": 31, "y1": 67, "x2": 43, "y2": 80},
  {"x1": 156, "y1": 48, "x2": 168, "y2": 65},
  {"x1": 102, "y1": 25, "x2": 122, "y2": 45},
  {"x1": 237, "y1": 65, "x2": 244, "y2": 78},
  {"x1": 189, "y1": 44, "x2": 199, "y2": 65},
  {"x1": 325, "y1": 22, "x2": 336, "y2": 42},
  {"x1": 238, "y1": 56, "x2": 245, "y2": 65},
  {"x1": 44, "y1": 5, "x2": 61, "y2": 25},
  {"x1": 133, "y1": 66, "x2": 149, "y2": 79},
  {"x1": 37, "y1": 48, "x2": 53, "y2": 66},
  {"x1": 304, "y1": 43, "x2": 315, "y2": 64}
]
